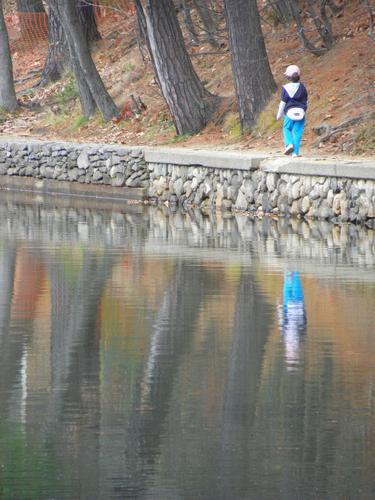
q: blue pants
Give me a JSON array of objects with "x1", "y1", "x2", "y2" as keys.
[{"x1": 283, "y1": 116, "x2": 305, "y2": 155}]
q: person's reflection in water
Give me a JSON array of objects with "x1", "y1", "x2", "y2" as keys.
[{"x1": 278, "y1": 271, "x2": 306, "y2": 371}]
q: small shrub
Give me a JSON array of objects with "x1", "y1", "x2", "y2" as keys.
[
  {"x1": 69, "y1": 115, "x2": 89, "y2": 131},
  {"x1": 353, "y1": 121, "x2": 375, "y2": 153},
  {"x1": 223, "y1": 112, "x2": 242, "y2": 139},
  {"x1": 158, "y1": 116, "x2": 174, "y2": 130},
  {"x1": 0, "y1": 107, "x2": 7, "y2": 124},
  {"x1": 42, "y1": 110, "x2": 69, "y2": 128},
  {"x1": 56, "y1": 75, "x2": 78, "y2": 105},
  {"x1": 172, "y1": 132, "x2": 193, "y2": 143},
  {"x1": 122, "y1": 62, "x2": 133, "y2": 73},
  {"x1": 252, "y1": 109, "x2": 279, "y2": 137}
]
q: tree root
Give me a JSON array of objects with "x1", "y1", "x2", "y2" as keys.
[{"x1": 313, "y1": 111, "x2": 375, "y2": 147}]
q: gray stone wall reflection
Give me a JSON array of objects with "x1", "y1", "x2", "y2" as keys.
[{"x1": 1, "y1": 192, "x2": 375, "y2": 274}]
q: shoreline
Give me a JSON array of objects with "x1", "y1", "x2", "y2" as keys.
[{"x1": 0, "y1": 137, "x2": 374, "y2": 225}]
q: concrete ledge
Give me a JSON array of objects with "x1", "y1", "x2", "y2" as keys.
[
  {"x1": 145, "y1": 147, "x2": 267, "y2": 170},
  {"x1": 0, "y1": 175, "x2": 147, "y2": 201},
  {"x1": 261, "y1": 157, "x2": 375, "y2": 179},
  {"x1": 0, "y1": 136, "x2": 143, "y2": 154}
]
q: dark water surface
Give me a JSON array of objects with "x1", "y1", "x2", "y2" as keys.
[{"x1": 1, "y1": 192, "x2": 375, "y2": 500}]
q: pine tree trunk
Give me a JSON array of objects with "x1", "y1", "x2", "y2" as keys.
[
  {"x1": 16, "y1": 0, "x2": 45, "y2": 12},
  {"x1": 266, "y1": 0, "x2": 293, "y2": 24},
  {"x1": 77, "y1": 0, "x2": 101, "y2": 43},
  {"x1": 307, "y1": 0, "x2": 334, "y2": 49},
  {"x1": 58, "y1": 0, "x2": 118, "y2": 120},
  {"x1": 193, "y1": 0, "x2": 219, "y2": 47},
  {"x1": 41, "y1": 0, "x2": 100, "y2": 85},
  {"x1": 133, "y1": 0, "x2": 153, "y2": 64},
  {"x1": 177, "y1": 0, "x2": 199, "y2": 46},
  {"x1": 146, "y1": 0, "x2": 217, "y2": 135},
  {"x1": 64, "y1": 16, "x2": 96, "y2": 118},
  {"x1": 134, "y1": 0, "x2": 148, "y2": 42},
  {"x1": 286, "y1": 0, "x2": 327, "y2": 56},
  {"x1": 40, "y1": 0, "x2": 68, "y2": 84},
  {"x1": 224, "y1": 0, "x2": 276, "y2": 132},
  {"x1": 0, "y1": 0, "x2": 18, "y2": 112}
]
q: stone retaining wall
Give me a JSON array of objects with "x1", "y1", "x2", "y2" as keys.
[
  {"x1": 0, "y1": 139, "x2": 147, "y2": 188},
  {"x1": 147, "y1": 162, "x2": 375, "y2": 225},
  {"x1": 0, "y1": 139, "x2": 375, "y2": 225}
]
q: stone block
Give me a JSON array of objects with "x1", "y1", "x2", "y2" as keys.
[
  {"x1": 184, "y1": 180, "x2": 192, "y2": 198},
  {"x1": 25, "y1": 166, "x2": 34, "y2": 177},
  {"x1": 231, "y1": 173, "x2": 242, "y2": 189},
  {"x1": 235, "y1": 190, "x2": 248, "y2": 211},
  {"x1": 227, "y1": 185, "x2": 239, "y2": 203},
  {"x1": 112, "y1": 175, "x2": 125, "y2": 187},
  {"x1": 77, "y1": 151, "x2": 90, "y2": 170},
  {"x1": 174, "y1": 178, "x2": 184, "y2": 197},
  {"x1": 262, "y1": 193, "x2": 272, "y2": 213},
  {"x1": 93, "y1": 170, "x2": 103, "y2": 182},
  {"x1": 291, "y1": 181, "x2": 301, "y2": 200},
  {"x1": 266, "y1": 173, "x2": 277, "y2": 192},
  {"x1": 291, "y1": 199, "x2": 300, "y2": 216},
  {"x1": 110, "y1": 165, "x2": 125, "y2": 178},
  {"x1": 68, "y1": 168, "x2": 79, "y2": 181},
  {"x1": 320, "y1": 206, "x2": 333, "y2": 220},
  {"x1": 203, "y1": 180, "x2": 212, "y2": 196},
  {"x1": 301, "y1": 196, "x2": 311, "y2": 214},
  {"x1": 326, "y1": 189, "x2": 334, "y2": 207},
  {"x1": 368, "y1": 204, "x2": 375, "y2": 219},
  {"x1": 222, "y1": 199, "x2": 233, "y2": 211},
  {"x1": 155, "y1": 176, "x2": 168, "y2": 196}
]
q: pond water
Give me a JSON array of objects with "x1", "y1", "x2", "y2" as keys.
[{"x1": 1, "y1": 191, "x2": 375, "y2": 500}]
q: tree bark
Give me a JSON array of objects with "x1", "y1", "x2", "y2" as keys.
[
  {"x1": 133, "y1": 0, "x2": 152, "y2": 62},
  {"x1": 326, "y1": 0, "x2": 343, "y2": 15},
  {"x1": 16, "y1": 0, "x2": 45, "y2": 12},
  {"x1": 307, "y1": 0, "x2": 334, "y2": 50},
  {"x1": 286, "y1": 0, "x2": 327, "y2": 56},
  {"x1": 77, "y1": 0, "x2": 101, "y2": 43},
  {"x1": 224, "y1": 0, "x2": 276, "y2": 132},
  {"x1": 0, "y1": 0, "x2": 18, "y2": 112},
  {"x1": 193, "y1": 0, "x2": 219, "y2": 47},
  {"x1": 41, "y1": 0, "x2": 101, "y2": 85},
  {"x1": 266, "y1": 0, "x2": 293, "y2": 24},
  {"x1": 40, "y1": 0, "x2": 68, "y2": 84},
  {"x1": 64, "y1": 18, "x2": 96, "y2": 118},
  {"x1": 134, "y1": 0, "x2": 148, "y2": 42},
  {"x1": 58, "y1": 0, "x2": 118, "y2": 120},
  {"x1": 177, "y1": 0, "x2": 199, "y2": 45},
  {"x1": 364, "y1": 0, "x2": 375, "y2": 44},
  {"x1": 145, "y1": 0, "x2": 217, "y2": 135}
]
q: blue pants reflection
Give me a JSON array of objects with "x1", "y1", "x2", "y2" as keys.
[{"x1": 279, "y1": 272, "x2": 306, "y2": 371}]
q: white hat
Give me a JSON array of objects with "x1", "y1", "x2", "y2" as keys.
[{"x1": 285, "y1": 65, "x2": 300, "y2": 77}]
